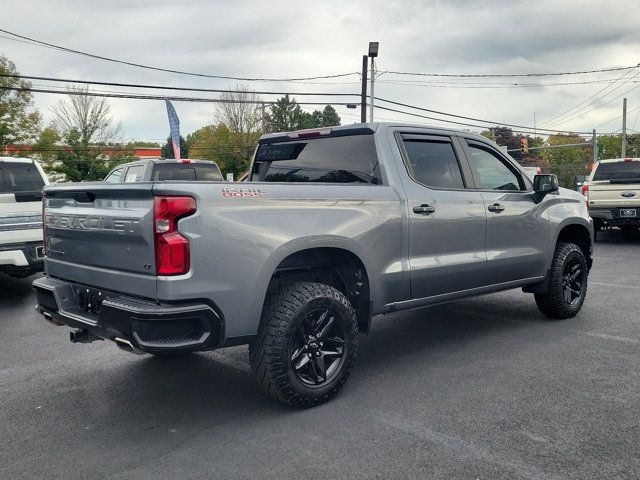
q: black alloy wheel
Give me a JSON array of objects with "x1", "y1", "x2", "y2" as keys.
[
  {"x1": 250, "y1": 282, "x2": 359, "y2": 407},
  {"x1": 534, "y1": 242, "x2": 588, "y2": 319},
  {"x1": 291, "y1": 308, "x2": 346, "y2": 386},
  {"x1": 561, "y1": 256, "x2": 584, "y2": 306}
]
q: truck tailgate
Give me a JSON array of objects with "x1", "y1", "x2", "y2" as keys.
[
  {"x1": 43, "y1": 183, "x2": 157, "y2": 298},
  {"x1": 588, "y1": 182, "x2": 640, "y2": 208}
]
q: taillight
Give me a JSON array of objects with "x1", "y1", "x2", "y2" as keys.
[
  {"x1": 580, "y1": 184, "x2": 589, "y2": 196},
  {"x1": 153, "y1": 196, "x2": 196, "y2": 275},
  {"x1": 581, "y1": 184, "x2": 589, "y2": 207}
]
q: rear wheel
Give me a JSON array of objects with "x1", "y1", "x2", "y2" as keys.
[
  {"x1": 249, "y1": 282, "x2": 358, "y2": 408},
  {"x1": 535, "y1": 242, "x2": 588, "y2": 319}
]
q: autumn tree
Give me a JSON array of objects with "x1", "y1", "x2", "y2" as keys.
[
  {"x1": 214, "y1": 85, "x2": 263, "y2": 170},
  {"x1": 0, "y1": 55, "x2": 41, "y2": 147},
  {"x1": 187, "y1": 124, "x2": 256, "y2": 178}
]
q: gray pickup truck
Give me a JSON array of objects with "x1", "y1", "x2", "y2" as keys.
[{"x1": 33, "y1": 123, "x2": 593, "y2": 407}]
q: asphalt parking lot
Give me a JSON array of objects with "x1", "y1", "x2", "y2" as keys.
[{"x1": 1, "y1": 230, "x2": 639, "y2": 480}]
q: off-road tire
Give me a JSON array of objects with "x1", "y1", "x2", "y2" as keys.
[
  {"x1": 249, "y1": 282, "x2": 358, "y2": 408},
  {"x1": 535, "y1": 242, "x2": 588, "y2": 319}
]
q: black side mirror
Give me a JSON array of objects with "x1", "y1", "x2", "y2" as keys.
[{"x1": 533, "y1": 174, "x2": 559, "y2": 196}]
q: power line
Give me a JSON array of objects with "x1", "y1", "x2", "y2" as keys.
[
  {"x1": 594, "y1": 105, "x2": 640, "y2": 129},
  {"x1": 375, "y1": 78, "x2": 640, "y2": 89},
  {"x1": 0, "y1": 73, "x2": 359, "y2": 97},
  {"x1": 0, "y1": 85, "x2": 357, "y2": 106},
  {"x1": 379, "y1": 64, "x2": 640, "y2": 78},
  {"x1": 373, "y1": 104, "x2": 553, "y2": 136},
  {"x1": 0, "y1": 28, "x2": 359, "y2": 82},
  {"x1": 540, "y1": 67, "x2": 640, "y2": 128},
  {"x1": 546, "y1": 80, "x2": 640, "y2": 128},
  {"x1": 374, "y1": 97, "x2": 594, "y2": 135}
]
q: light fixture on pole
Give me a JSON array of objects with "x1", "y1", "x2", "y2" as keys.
[{"x1": 368, "y1": 42, "x2": 379, "y2": 122}]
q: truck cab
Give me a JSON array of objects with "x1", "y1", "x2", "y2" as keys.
[{"x1": 104, "y1": 158, "x2": 224, "y2": 183}]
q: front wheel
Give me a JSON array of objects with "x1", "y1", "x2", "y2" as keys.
[
  {"x1": 534, "y1": 242, "x2": 588, "y2": 319},
  {"x1": 249, "y1": 282, "x2": 358, "y2": 407}
]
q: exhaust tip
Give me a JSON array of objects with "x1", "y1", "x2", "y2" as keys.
[
  {"x1": 42, "y1": 311, "x2": 63, "y2": 326},
  {"x1": 114, "y1": 337, "x2": 144, "y2": 355}
]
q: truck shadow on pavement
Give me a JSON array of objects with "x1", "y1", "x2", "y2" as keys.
[
  {"x1": 595, "y1": 229, "x2": 640, "y2": 245},
  {"x1": 0, "y1": 272, "x2": 39, "y2": 307},
  {"x1": 89, "y1": 293, "x2": 548, "y2": 422}
]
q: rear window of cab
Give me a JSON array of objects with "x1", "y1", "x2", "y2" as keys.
[{"x1": 0, "y1": 162, "x2": 45, "y2": 193}]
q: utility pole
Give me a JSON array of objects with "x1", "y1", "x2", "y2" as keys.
[
  {"x1": 622, "y1": 97, "x2": 627, "y2": 158},
  {"x1": 592, "y1": 129, "x2": 598, "y2": 164},
  {"x1": 533, "y1": 112, "x2": 536, "y2": 138},
  {"x1": 360, "y1": 55, "x2": 368, "y2": 123},
  {"x1": 368, "y1": 42, "x2": 379, "y2": 123}
]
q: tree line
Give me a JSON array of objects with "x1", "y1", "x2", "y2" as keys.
[{"x1": 481, "y1": 127, "x2": 640, "y2": 188}]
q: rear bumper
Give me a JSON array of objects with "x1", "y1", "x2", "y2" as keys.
[
  {"x1": 589, "y1": 208, "x2": 640, "y2": 225},
  {"x1": 32, "y1": 276, "x2": 223, "y2": 354}
]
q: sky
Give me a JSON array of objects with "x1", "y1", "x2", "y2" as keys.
[{"x1": 2, "y1": 0, "x2": 640, "y2": 143}]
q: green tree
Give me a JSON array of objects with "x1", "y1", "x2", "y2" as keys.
[
  {"x1": 541, "y1": 134, "x2": 591, "y2": 188},
  {"x1": 0, "y1": 55, "x2": 41, "y2": 147},
  {"x1": 32, "y1": 126, "x2": 61, "y2": 162},
  {"x1": 265, "y1": 95, "x2": 309, "y2": 132},
  {"x1": 48, "y1": 129, "x2": 134, "y2": 182},
  {"x1": 161, "y1": 135, "x2": 189, "y2": 158},
  {"x1": 266, "y1": 96, "x2": 342, "y2": 132},
  {"x1": 319, "y1": 105, "x2": 341, "y2": 126}
]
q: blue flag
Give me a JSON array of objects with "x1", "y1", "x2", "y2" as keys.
[{"x1": 165, "y1": 99, "x2": 181, "y2": 160}]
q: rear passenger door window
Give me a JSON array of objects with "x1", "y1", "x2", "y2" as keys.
[
  {"x1": 465, "y1": 143, "x2": 524, "y2": 191},
  {"x1": 402, "y1": 138, "x2": 466, "y2": 190},
  {"x1": 124, "y1": 165, "x2": 144, "y2": 183},
  {"x1": 104, "y1": 167, "x2": 124, "y2": 183}
]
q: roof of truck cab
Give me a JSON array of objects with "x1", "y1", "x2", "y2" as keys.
[
  {"x1": 258, "y1": 122, "x2": 492, "y2": 144},
  {"x1": 113, "y1": 158, "x2": 220, "y2": 167},
  {"x1": 597, "y1": 158, "x2": 640, "y2": 163},
  {"x1": 0, "y1": 156, "x2": 36, "y2": 163}
]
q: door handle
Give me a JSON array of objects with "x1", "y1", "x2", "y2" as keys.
[
  {"x1": 487, "y1": 203, "x2": 505, "y2": 213},
  {"x1": 413, "y1": 204, "x2": 436, "y2": 215}
]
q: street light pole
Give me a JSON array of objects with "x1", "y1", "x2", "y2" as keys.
[
  {"x1": 367, "y1": 42, "x2": 379, "y2": 123},
  {"x1": 622, "y1": 97, "x2": 627, "y2": 158},
  {"x1": 369, "y1": 57, "x2": 375, "y2": 122}
]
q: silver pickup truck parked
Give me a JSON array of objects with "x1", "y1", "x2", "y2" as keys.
[{"x1": 34, "y1": 123, "x2": 593, "y2": 407}]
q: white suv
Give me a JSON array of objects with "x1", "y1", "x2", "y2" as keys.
[{"x1": 0, "y1": 157, "x2": 49, "y2": 277}]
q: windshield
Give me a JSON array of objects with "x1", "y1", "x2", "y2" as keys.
[
  {"x1": 0, "y1": 161, "x2": 45, "y2": 193},
  {"x1": 251, "y1": 133, "x2": 381, "y2": 184},
  {"x1": 152, "y1": 162, "x2": 223, "y2": 181},
  {"x1": 593, "y1": 161, "x2": 640, "y2": 182}
]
